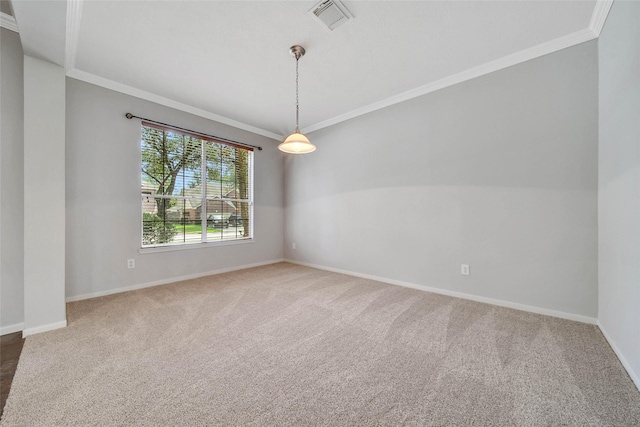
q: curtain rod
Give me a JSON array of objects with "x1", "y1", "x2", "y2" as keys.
[{"x1": 125, "y1": 113, "x2": 263, "y2": 151}]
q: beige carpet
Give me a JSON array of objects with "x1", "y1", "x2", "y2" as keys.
[{"x1": 2, "y1": 262, "x2": 639, "y2": 426}]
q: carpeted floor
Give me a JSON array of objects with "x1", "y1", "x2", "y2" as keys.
[{"x1": 1, "y1": 262, "x2": 639, "y2": 426}]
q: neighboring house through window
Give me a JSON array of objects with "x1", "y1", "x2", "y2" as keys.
[{"x1": 140, "y1": 122, "x2": 253, "y2": 247}]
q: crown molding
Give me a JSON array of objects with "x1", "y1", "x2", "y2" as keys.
[
  {"x1": 589, "y1": 0, "x2": 614, "y2": 37},
  {"x1": 67, "y1": 68, "x2": 281, "y2": 140},
  {"x1": 63, "y1": 1, "x2": 610, "y2": 140},
  {"x1": 65, "y1": 0, "x2": 83, "y2": 71},
  {"x1": 303, "y1": 27, "x2": 597, "y2": 134},
  {"x1": 0, "y1": 12, "x2": 18, "y2": 33}
]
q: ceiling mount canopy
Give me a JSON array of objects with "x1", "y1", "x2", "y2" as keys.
[
  {"x1": 278, "y1": 45, "x2": 316, "y2": 154},
  {"x1": 289, "y1": 45, "x2": 305, "y2": 61}
]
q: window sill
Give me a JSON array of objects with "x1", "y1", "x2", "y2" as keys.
[{"x1": 139, "y1": 238, "x2": 254, "y2": 254}]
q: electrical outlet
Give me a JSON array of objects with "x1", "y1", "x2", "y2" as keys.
[
  {"x1": 127, "y1": 259, "x2": 135, "y2": 269},
  {"x1": 292, "y1": 242, "x2": 296, "y2": 250},
  {"x1": 461, "y1": 264, "x2": 470, "y2": 276}
]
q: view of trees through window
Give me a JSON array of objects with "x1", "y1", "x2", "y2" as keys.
[{"x1": 141, "y1": 123, "x2": 252, "y2": 247}]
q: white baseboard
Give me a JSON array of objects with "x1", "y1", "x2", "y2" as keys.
[
  {"x1": 0, "y1": 322, "x2": 24, "y2": 336},
  {"x1": 598, "y1": 321, "x2": 640, "y2": 391},
  {"x1": 65, "y1": 258, "x2": 285, "y2": 303},
  {"x1": 23, "y1": 320, "x2": 67, "y2": 337},
  {"x1": 285, "y1": 259, "x2": 598, "y2": 325}
]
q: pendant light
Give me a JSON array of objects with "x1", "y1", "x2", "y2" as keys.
[{"x1": 278, "y1": 45, "x2": 316, "y2": 154}]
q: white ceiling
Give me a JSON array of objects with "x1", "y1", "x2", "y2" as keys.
[{"x1": 8, "y1": 1, "x2": 609, "y2": 140}]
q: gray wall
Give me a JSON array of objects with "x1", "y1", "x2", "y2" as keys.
[
  {"x1": 285, "y1": 41, "x2": 598, "y2": 319},
  {"x1": 65, "y1": 79, "x2": 284, "y2": 299},
  {"x1": 598, "y1": 1, "x2": 640, "y2": 387},
  {"x1": 0, "y1": 28, "x2": 24, "y2": 333}
]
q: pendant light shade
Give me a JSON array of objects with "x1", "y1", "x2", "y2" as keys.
[
  {"x1": 279, "y1": 45, "x2": 316, "y2": 154},
  {"x1": 278, "y1": 131, "x2": 316, "y2": 154}
]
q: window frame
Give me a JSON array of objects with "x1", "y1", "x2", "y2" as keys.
[{"x1": 140, "y1": 122, "x2": 254, "y2": 250}]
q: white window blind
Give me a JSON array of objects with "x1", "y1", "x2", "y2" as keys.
[{"x1": 140, "y1": 122, "x2": 253, "y2": 247}]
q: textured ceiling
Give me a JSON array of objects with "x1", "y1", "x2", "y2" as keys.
[{"x1": 10, "y1": 1, "x2": 600, "y2": 139}]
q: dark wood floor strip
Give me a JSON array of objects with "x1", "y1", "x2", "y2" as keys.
[{"x1": 0, "y1": 332, "x2": 25, "y2": 420}]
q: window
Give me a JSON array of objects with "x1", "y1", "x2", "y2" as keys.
[{"x1": 140, "y1": 122, "x2": 253, "y2": 247}]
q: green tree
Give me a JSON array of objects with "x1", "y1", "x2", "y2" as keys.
[
  {"x1": 141, "y1": 127, "x2": 201, "y2": 219},
  {"x1": 142, "y1": 212, "x2": 178, "y2": 244}
]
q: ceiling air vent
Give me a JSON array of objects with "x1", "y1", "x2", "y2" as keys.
[{"x1": 309, "y1": 0, "x2": 353, "y2": 31}]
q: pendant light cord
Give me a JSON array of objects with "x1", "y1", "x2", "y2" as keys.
[
  {"x1": 278, "y1": 45, "x2": 316, "y2": 154},
  {"x1": 295, "y1": 57, "x2": 300, "y2": 133}
]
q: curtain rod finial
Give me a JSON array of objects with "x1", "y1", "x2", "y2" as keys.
[{"x1": 125, "y1": 113, "x2": 133, "y2": 119}]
